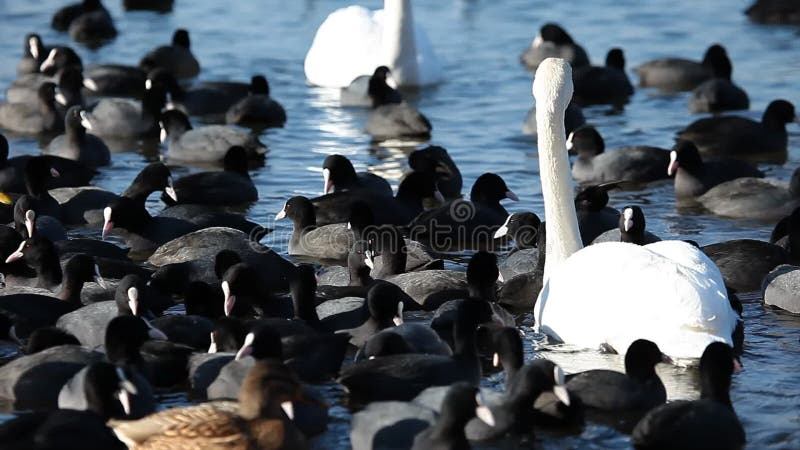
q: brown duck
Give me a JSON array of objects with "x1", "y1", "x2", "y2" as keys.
[{"x1": 110, "y1": 359, "x2": 308, "y2": 450}]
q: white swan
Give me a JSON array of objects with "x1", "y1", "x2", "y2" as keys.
[
  {"x1": 304, "y1": 0, "x2": 442, "y2": 88},
  {"x1": 532, "y1": 58, "x2": 739, "y2": 361}
]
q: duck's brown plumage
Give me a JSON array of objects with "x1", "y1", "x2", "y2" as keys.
[{"x1": 111, "y1": 360, "x2": 307, "y2": 450}]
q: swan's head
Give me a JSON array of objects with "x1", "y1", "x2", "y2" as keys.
[{"x1": 532, "y1": 58, "x2": 573, "y2": 114}]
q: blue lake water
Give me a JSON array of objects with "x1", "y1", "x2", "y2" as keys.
[{"x1": 0, "y1": 0, "x2": 799, "y2": 448}]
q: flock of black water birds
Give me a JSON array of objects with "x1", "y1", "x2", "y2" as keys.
[{"x1": 0, "y1": 0, "x2": 797, "y2": 449}]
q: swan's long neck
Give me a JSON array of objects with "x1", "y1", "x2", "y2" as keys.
[
  {"x1": 534, "y1": 59, "x2": 583, "y2": 280},
  {"x1": 382, "y1": 0, "x2": 420, "y2": 85}
]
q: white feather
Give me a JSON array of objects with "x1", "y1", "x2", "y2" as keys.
[
  {"x1": 532, "y1": 58, "x2": 738, "y2": 361},
  {"x1": 303, "y1": 1, "x2": 442, "y2": 88}
]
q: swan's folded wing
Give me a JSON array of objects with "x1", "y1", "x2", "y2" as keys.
[
  {"x1": 536, "y1": 241, "x2": 737, "y2": 360},
  {"x1": 304, "y1": 5, "x2": 381, "y2": 88}
]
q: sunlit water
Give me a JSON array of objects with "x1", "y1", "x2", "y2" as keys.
[{"x1": 0, "y1": 0, "x2": 799, "y2": 448}]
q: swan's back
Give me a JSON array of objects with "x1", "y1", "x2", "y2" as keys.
[
  {"x1": 305, "y1": 6, "x2": 381, "y2": 88},
  {"x1": 535, "y1": 240, "x2": 737, "y2": 361},
  {"x1": 304, "y1": 5, "x2": 441, "y2": 88}
]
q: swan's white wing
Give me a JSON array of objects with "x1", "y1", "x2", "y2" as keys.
[
  {"x1": 535, "y1": 241, "x2": 737, "y2": 361},
  {"x1": 304, "y1": 6, "x2": 442, "y2": 88},
  {"x1": 304, "y1": 6, "x2": 382, "y2": 88}
]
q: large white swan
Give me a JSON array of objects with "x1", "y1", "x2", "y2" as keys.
[
  {"x1": 304, "y1": 0, "x2": 442, "y2": 88},
  {"x1": 532, "y1": 58, "x2": 739, "y2": 361}
]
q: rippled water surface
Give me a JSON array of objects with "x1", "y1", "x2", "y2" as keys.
[{"x1": 1, "y1": 0, "x2": 799, "y2": 448}]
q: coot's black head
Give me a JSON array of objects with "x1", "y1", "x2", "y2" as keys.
[
  {"x1": 438, "y1": 382, "x2": 485, "y2": 432},
  {"x1": 39, "y1": 47, "x2": 82, "y2": 75},
  {"x1": 275, "y1": 195, "x2": 315, "y2": 229},
  {"x1": 347, "y1": 240, "x2": 373, "y2": 284},
  {"x1": 37, "y1": 82, "x2": 58, "y2": 106},
  {"x1": 114, "y1": 274, "x2": 147, "y2": 317},
  {"x1": 220, "y1": 263, "x2": 259, "y2": 317},
  {"x1": 574, "y1": 184, "x2": 611, "y2": 212},
  {"x1": 23, "y1": 33, "x2": 44, "y2": 59},
  {"x1": 762, "y1": 99, "x2": 796, "y2": 126},
  {"x1": 212, "y1": 317, "x2": 247, "y2": 352},
  {"x1": 236, "y1": 324, "x2": 283, "y2": 361},
  {"x1": 619, "y1": 205, "x2": 646, "y2": 238},
  {"x1": 605, "y1": 48, "x2": 626, "y2": 70},
  {"x1": 624, "y1": 339, "x2": 666, "y2": 381},
  {"x1": 466, "y1": 250, "x2": 499, "y2": 290},
  {"x1": 364, "y1": 224, "x2": 404, "y2": 257},
  {"x1": 470, "y1": 173, "x2": 517, "y2": 205},
  {"x1": 539, "y1": 23, "x2": 574, "y2": 45},
  {"x1": 126, "y1": 162, "x2": 173, "y2": 201},
  {"x1": 172, "y1": 29, "x2": 191, "y2": 48},
  {"x1": 223, "y1": 146, "x2": 250, "y2": 177},
  {"x1": 64, "y1": 106, "x2": 86, "y2": 135},
  {"x1": 568, "y1": 126, "x2": 605, "y2": 156},
  {"x1": 669, "y1": 140, "x2": 704, "y2": 176},
  {"x1": 322, "y1": 154, "x2": 358, "y2": 193},
  {"x1": 102, "y1": 197, "x2": 151, "y2": 237},
  {"x1": 141, "y1": 82, "x2": 168, "y2": 118},
  {"x1": 5, "y1": 236, "x2": 58, "y2": 274},
  {"x1": 12, "y1": 198, "x2": 35, "y2": 238},
  {"x1": 495, "y1": 212, "x2": 541, "y2": 248},
  {"x1": 454, "y1": 298, "x2": 494, "y2": 335},
  {"x1": 63, "y1": 253, "x2": 103, "y2": 285},
  {"x1": 84, "y1": 363, "x2": 138, "y2": 419},
  {"x1": 25, "y1": 327, "x2": 79, "y2": 354},
  {"x1": 368, "y1": 66, "x2": 401, "y2": 107},
  {"x1": 347, "y1": 201, "x2": 375, "y2": 236},
  {"x1": 365, "y1": 281, "x2": 405, "y2": 326},
  {"x1": 159, "y1": 109, "x2": 192, "y2": 138},
  {"x1": 408, "y1": 145, "x2": 457, "y2": 180},
  {"x1": 372, "y1": 65, "x2": 392, "y2": 79},
  {"x1": 58, "y1": 66, "x2": 84, "y2": 94},
  {"x1": 214, "y1": 249, "x2": 242, "y2": 279},
  {"x1": 489, "y1": 327, "x2": 524, "y2": 372},
  {"x1": 702, "y1": 44, "x2": 732, "y2": 79},
  {"x1": 146, "y1": 68, "x2": 180, "y2": 94},
  {"x1": 250, "y1": 75, "x2": 269, "y2": 95},
  {"x1": 104, "y1": 315, "x2": 158, "y2": 365},
  {"x1": 508, "y1": 359, "x2": 570, "y2": 407},
  {"x1": 239, "y1": 359, "x2": 302, "y2": 420},
  {"x1": 698, "y1": 342, "x2": 739, "y2": 407},
  {"x1": 362, "y1": 331, "x2": 411, "y2": 359},
  {"x1": 221, "y1": 263, "x2": 259, "y2": 296},
  {"x1": 396, "y1": 171, "x2": 441, "y2": 203}
]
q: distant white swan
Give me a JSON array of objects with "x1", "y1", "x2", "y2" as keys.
[
  {"x1": 531, "y1": 58, "x2": 739, "y2": 361},
  {"x1": 304, "y1": 0, "x2": 442, "y2": 88}
]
